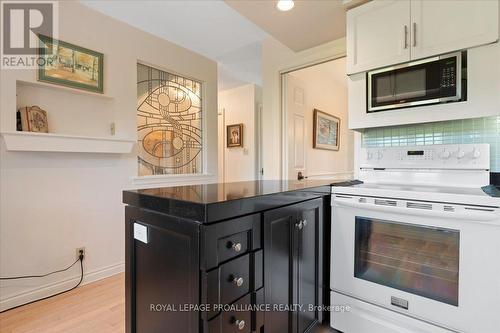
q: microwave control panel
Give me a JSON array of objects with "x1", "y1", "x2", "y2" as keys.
[{"x1": 440, "y1": 63, "x2": 456, "y2": 88}]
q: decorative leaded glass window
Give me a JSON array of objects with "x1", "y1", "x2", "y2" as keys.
[{"x1": 137, "y1": 63, "x2": 203, "y2": 176}]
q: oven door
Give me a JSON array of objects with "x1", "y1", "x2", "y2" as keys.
[{"x1": 331, "y1": 194, "x2": 500, "y2": 333}]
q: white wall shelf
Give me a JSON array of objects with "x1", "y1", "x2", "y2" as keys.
[
  {"x1": 1, "y1": 131, "x2": 135, "y2": 154},
  {"x1": 16, "y1": 80, "x2": 114, "y2": 99}
]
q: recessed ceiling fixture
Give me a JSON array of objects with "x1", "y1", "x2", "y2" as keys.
[{"x1": 276, "y1": 0, "x2": 294, "y2": 12}]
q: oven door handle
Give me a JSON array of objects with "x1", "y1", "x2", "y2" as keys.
[{"x1": 333, "y1": 199, "x2": 500, "y2": 223}]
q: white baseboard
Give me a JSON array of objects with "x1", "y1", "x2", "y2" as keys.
[{"x1": 0, "y1": 262, "x2": 124, "y2": 312}]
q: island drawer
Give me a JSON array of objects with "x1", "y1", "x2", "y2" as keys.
[
  {"x1": 207, "y1": 289, "x2": 264, "y2": 333},
  {"x1": 204, "y1": 250, "x2": 263, "y2": 319},
  {"x1": 202, "y1": 213, "x2": 261, "y2": 270}
]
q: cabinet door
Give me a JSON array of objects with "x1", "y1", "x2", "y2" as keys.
[
  {"x1": 263, "y1": 205, "x2": 296, "y2": 333},
  {"x1": 296, "y1": 199, "x2": 323, "y2": 333},
  {"x1": 411, "y1": 0, "x2": 499, "y2": 60},
  {"x1": 347, "y1": 0, "x2": 411, "y2": 74},
  {"x1": 125, "y1": 206, "x2": 199, "y2": 333}
]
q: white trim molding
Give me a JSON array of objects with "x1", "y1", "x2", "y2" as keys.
[
  {"x1": 1, "y1": 131, "x2": 135, "y2": 154},
  {"x1": 131, "y1": 173, "x2": 217, "y2": 189}
]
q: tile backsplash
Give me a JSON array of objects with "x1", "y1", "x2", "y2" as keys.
[{"x1": 362, "y1": 116, "x2": 500, "y2": 171}]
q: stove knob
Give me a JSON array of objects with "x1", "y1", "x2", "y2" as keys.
[
  {"x1": 366, "y1": 151, "x2": 373, "y2": 160},
  {"x1": 440, "y1": 150, "x2": 451, "y2": 159},
  {"x1": 472, "y1": 148, "x2": 481, "y2": 159},
  {"x1": 457, "y1": 149, "x2": 465, "y2": 159},
  {"x1": 376, "y1": 151, "x2": 383, "y2": 160}
]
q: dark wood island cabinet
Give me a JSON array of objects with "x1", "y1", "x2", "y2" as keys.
[{"x1": 123, "y1": 180, "x2": 349, "y2": 333}]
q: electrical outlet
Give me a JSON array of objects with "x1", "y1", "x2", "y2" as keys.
[{"x1": 76, "y1": 247, "x2": 86, "y2": 259}]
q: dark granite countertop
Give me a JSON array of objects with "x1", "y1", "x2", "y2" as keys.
[{"x1": 123, "y1": 179, "x2": 354, "y2": 223}]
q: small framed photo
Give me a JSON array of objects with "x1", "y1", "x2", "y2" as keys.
[
  {"x1": 313, "y1": 109, "x2": 340, "y2": 151},
  {"x1": 38, "y1": 35, "x2": 104, "y2": 93},
  {"x1": 227, "y1": 124, "x2": 243, "y2": 148}
]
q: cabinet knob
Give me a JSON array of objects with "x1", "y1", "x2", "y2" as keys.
[
  {"x1": 235, "y1": 319, "x2": 245, "y2": 330},
  {"x1": 302, "y1": 219, "x2": 307, "y2": 227},
  {"x1": 233, "y1": 277, "x2": 244, "y2": 287},
  {"x1": 231, "y1": 242, "x2": 242, "y2": 253},
  {"x1": 295, "y1": 221, "x2": 303, "y2": 230}
]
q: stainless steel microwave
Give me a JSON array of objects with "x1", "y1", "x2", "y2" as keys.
[{"x1": 367, "y1": 52, "x2": 466, "y2": 113}]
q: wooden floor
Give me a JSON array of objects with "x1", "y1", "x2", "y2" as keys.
[
  {"x1": 0, "y1": 274, "x2": 125, "y2": 333},
  {"x1": 0, "y1": 273, "x2": 338, "y2": 333}
]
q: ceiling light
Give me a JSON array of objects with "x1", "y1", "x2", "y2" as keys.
[{"x1": 276, "y1": 0, "x2": 294, "y2": 12}]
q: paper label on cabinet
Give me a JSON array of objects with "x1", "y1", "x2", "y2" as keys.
[{"x1": 134, "y1": 223, "x2": 148, "y2": 244}]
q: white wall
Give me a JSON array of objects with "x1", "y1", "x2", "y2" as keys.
[
  {"x1": 218, "y1": 84, "x2": 261, "y2": 182},
  {"x1": 261, "y1": 37, "x2": 351, "y2": 180},
  {"x1": 0, "y1": 2, "x2": 218, "y2": 311},
  {"x1": 287, "y1": 58, "x2": 354, "y2": 179}
]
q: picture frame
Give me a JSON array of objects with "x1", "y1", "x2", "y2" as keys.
[
  {"x1": 227, "y1": 123, "x2": 243, "y2": 148},
  {"x1": 17, "y1": 106, "x2": 49, "y2": 133},
  {"x1": 37, "y1": 35, "x2": 104, "y2": 93},
  {"x1": 313, "y1": 109, "x2": 340, "y2": 151}
]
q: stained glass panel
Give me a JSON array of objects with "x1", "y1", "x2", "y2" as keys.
[{"x1": 137, "y1": 63, "x2": 203, "y2": 176}]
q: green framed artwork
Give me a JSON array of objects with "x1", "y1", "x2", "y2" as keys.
[{"x1": 38, "y1": 35, "x2": 104, "y2": 93}]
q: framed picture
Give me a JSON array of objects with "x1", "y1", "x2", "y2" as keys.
[
  {"x1": 38, "y1": 35, "x2": 104, "y2": 93},
  {"x1": 313, "y1": 109, "x2": 340, "y2": 151},
  {"x1": 227, "y1": 124, "x2": 243, "y2": 148},
  {"x1": 17, "y1": 106, "x2": 49, "y2": 133}
]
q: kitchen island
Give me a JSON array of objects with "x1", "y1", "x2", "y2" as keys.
[{"x1": 123, "y1": 179, "x2": 352, "y2": 333}]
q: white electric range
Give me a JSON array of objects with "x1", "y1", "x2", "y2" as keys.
[{"x1": 330, "y1": 144, "x2": 500, "y2": 333}]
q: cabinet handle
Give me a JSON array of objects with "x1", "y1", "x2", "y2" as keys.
[
  {"x1": 404, "y1": 25, "x2": 408, "y2": 49},
  {"x1": 413, "y1": 22, "x2": 417, "y2": 47},
  {"x1": 235, "y1": 319, "x2": 245, "y2": 330},
  {"x1": 233, "y1": 277, "x2": 244, "y2": 287},
  {"x1": 231, "y1": 242, "x2": 242, "y2": 253}
]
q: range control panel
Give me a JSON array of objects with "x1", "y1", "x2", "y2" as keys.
[{"x1": 360, "y1": 144, "x2": 490, "y2": 170}]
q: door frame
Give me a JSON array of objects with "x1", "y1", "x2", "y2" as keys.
[
  {"x1": 217, "y1": 108, "x2": 225, "y2": 183},
  {"x1": 256, "y1": 103, "x2": 264, "y2": 180},
  {"x1": 279, "y1": 55, "x2": 346, "y2": 180}
]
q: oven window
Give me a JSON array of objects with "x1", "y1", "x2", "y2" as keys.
[{"x1": 355, "y1": 217, "x2": 459, "y2": 306}]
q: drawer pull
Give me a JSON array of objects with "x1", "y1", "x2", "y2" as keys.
[
  {"x1": 232, "y1": 277, "x2": 244, "y2": 287},
  {"x1": 231, "y1": 242, "x2": 242, "y2": 253},
  {"x1": 235, "y1": 319, "x2": 245, "y2": 330}
]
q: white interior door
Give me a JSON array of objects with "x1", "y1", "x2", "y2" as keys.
[
  {"x1": 217, "y1": 108, "x2": 225, "y2": 183},
  {"x1": 285, "y1": 75, "x2": 307, "y2": 181}
]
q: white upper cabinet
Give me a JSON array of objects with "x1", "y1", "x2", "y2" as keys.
[
  {"x1": 347, "y1": 0, "x2": 411, "y2": 74},
  {"x1": 347, "y1": 0, "x2": 499, "y2": 74},
  {"x1": 411, "y1": 0, "x2": 499, "y2": 59}
]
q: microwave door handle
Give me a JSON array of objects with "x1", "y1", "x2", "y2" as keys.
[{"x1": 333, "y1": 199, "x2": 500, "y2": 223}]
